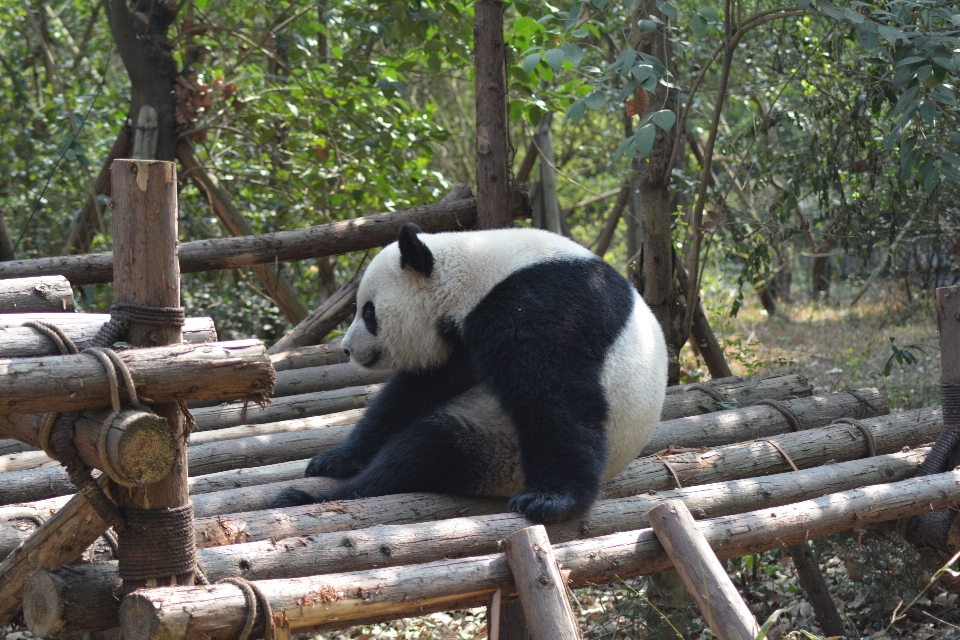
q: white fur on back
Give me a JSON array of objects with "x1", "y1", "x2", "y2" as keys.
[{"x1": 352, "y1": 228, "x2": 593, "y2": 371}]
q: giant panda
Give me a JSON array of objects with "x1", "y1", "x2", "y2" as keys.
[{"x1": 270, "y1": 223, "x2": 668, "y2": 523}]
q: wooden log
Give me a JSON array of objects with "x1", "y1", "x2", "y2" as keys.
[
  {"x1": 269, "y1": 339, "x2": 347, "y2": 371},
  {"x1": 117, "y1": 469, "x2": 960, "y2": 640},
  {"x1": 191, "y1": 384, "x2": 381, "y2": 431},
  {"x1": 502, "y1": 526, "x2": 580, "y2": 640},
  {"x1": 24, "y1": 560, "x2": 121, "y2": 638},
  {"x1": 0, "y1": 276, "x2": 75, "y2": 313},
  {"x1": 190, "y1": 408, "x2": 939, "y2": 549},
  {"x1": 0, "y1": 388, "x2": 893, "y2": 508},
  {"x1": 785, "y1": 543, "x2": 846, "y2": 637},
  {"x1": 0, "y1": 439, "x2": 34, "y2": 456},
  {"x1": 648, "y1": 500, "x2": 758, "y2": 640},
  {"x1": 0, "y1": 409, "x2": 174, "y2": 485},
  {"x1": 189, "y1": 372, "x2": 811, "y2": 433},
  {"x1": 267, "y1": 275, "x2": 359, "y2": 355},
  {"x1": 0, "y1": 314, "x2": 216, "y2": 358},
  {"x1": 20, "y1": 448, "x2": 932, "y2": 637},
  {"x1": 191, "y1": 363, "x2": 389, "y2": 408},
  {"x1": 0, "y1": 339, "x2": 274, "y2": 414},
  {"x1": 0, "y1": 189, "x2": 531, "y2": 286},
  {"x1": 0, "y1": 482, "x2": 108, "y2": 625},
  {"x1": 110, "y1": 157, "x2": 191, "y2": 593}
]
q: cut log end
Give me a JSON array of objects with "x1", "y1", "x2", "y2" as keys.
[
  {"x1": 23, "y1": 570, "x2": 64, "y2": 638},
  {"x1": 111, "y1": 411, "x2": 177, "y2": 486}
]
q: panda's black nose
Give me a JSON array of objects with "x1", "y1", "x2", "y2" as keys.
[{"x1": 343, "y1": 348, "x2": 350, "y2": 357}]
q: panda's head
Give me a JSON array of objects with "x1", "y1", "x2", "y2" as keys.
[{"x1": 342, "y1": 223, "x2": 451, "y2": 372}]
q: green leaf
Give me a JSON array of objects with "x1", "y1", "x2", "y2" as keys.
[
  {"x1": 931, "y1": 85, "x2": 957, "y2": 106},
  {"x1": 888, "y1": 85, "x2": 919, "y2": 120},
  {"x1": 941, "y1": 152, "x2": 960, "y2": 167},
  {"x1": 920, "y1": 160, "x2": 939, "y2": 194},
  {"x1": 631, "y1": 64, "x2": 654, "y2": 83},
  {"x1": 571, "y1": 28, "x2": 589, "y2": 37},
  {"x1": 699, "y1": 7, "x2": 720, "y2": 21},
  {"x1": 818, "y1": 1, "x2": 845, "y2": 21},
  {"x1": 843, "y1": 8, "x2": 864, "y2": 23},
  {"x1": 613, "y1": 134, "x2": 636, "y2": 162},
  {"x1": 878, "y1": 24, "x2": 900, "y2": 44},
  {"x1": 756, "y1": 610, "x2": 785, "y2": 640},
  {"x1": 919, "y1": 101, "x2": 936, "y2": 123},
  {"x1": 895, "y1": 56, "x2": 926, "y2": 68},
  {"x1": 545, "y1": 48, "x2": 566, "y2": 73},
  {"x1": 565, "y1": 98, "x2": 587, "y2": 124},
  {"x1": 639, "y1": 19, "x2": 657, "y2": 32},
  {"x1": 949, "y1": 132, "x2": 960, "y2": 146},
  {"x1": 523, "y1": 53, "x2": 542, "y2": 75},
  {"x1": 858, "y1": 19, "x2": 877, "y2": 48},
  {"x1": 195, "y1": 0, "x2": 208, "y2": 8},
  {"x1": 651, "y1": 109, "x2": 676, "y2": 132},
  {"x1": 943, "y1": 164, "x2": 960, "y2": 184},
  {"x1": 513, "y1": 17, "x2": 540, "y2": 38},
  {"x1": 691, "y1": 14, "x2": 709, "y2": 37},
  {"x1": 635, "y1": 123, "x2": 656, "y2": 157},
  {"x1": 611, "y1": 49, "x2": 638, "y2": 74},
  {"x1": 585, "y1": 91, "x2": 607, "y2": 110},
  {"x1": 796, "y1": 0, "x2": 810, "y2": 9},
  {"x1": 561, "y1": 43, "x2": 584, "y2": 66},
  {"x1": 656, "y1": 0, "x2": 678, "y2": 20}
]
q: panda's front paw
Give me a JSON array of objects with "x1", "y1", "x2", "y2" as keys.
[
  {"x1": 305, "y1": 446, "x2": 366, "y2": 479},
  {"x1": 508, "y1": 488, "x2": 583, "y2": 523},
  {"x1": 268, "y1": 487, "x2": 318, "y2": 509}
]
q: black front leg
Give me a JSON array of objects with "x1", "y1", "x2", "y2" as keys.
[{"x1": 305, "y1": 346, "x2": 477, "y2": 479}]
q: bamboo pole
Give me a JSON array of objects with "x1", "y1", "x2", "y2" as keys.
[
  {"x1": 18, "y1": 447, "x2": 931, "y2": 637},
  {"x1": 117, "y1": 469, "x2": 960, "y2": 640},
  {"x1": 0, "y1": 276, "x2": 75, "y2": 313},
  {"x1": 502, "y1": 526, "x2": 580, "y2": 640},
  {"x1": 0, "y1": 189, "x2": 531, "y2": 286},
  {"x1": 0, "y1": 339, "x2": 274, "y2": 415},
  {"x1": 0, "y1": 315, "x2": 216, "y2": 358},
  {"x1": 647, "y1": 500, "x2": 759, "y2": 640}
]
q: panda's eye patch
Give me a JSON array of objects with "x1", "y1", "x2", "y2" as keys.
[{"x1": 361, "y1": 301, "x2": 378, "y2": 335}]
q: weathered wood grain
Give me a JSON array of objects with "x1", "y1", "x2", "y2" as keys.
[
  {"x1": 117, "y1": 469, "x2": 960, "y2": 639},
  {"x1": 0, "y1": 340, "x2": 274, "y2": 414},
  {"x1": 0, "y1": 314, "x2": 216, "y2": 358},
  {"x1": 0, "y1": 276, "x2": 74, "y2": 313}
]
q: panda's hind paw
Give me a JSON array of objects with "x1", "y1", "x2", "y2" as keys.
[
  {"x1": 305, "y1": 447, "x2": 366, "y2": 478},
  {"x1": 268, "y1": 487, "x2": 318, "y2": 509},
  {"x1": 508, "y1": 489, "x2": 583, "y2": 524}
]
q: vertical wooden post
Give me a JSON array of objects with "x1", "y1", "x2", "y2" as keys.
[
  {"x1": 111, "y1": 158, "x2": 194, "y2": 591},
  {"x1": 532, "y1": 113, "x2": 561, "y2": 235},
  {"x1": 785, "y1": 543, "x2": 845, "y2": 636},
  {"x1": 905, "y1": 285, "x2": 960, "y2": 553},
  {"x1": 647, "y1": 500, "x2": 759, "y2": 640},
  {"x1": 474, "y1": 0, "x2": 511, "y2": 228},
  {"x1": 503, "y1": 526, "x2": 581, "y2": 640}
]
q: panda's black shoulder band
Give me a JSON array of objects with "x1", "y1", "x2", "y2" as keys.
[{"x1": 398, "y1": 223, "x2": 434, "y2": 276}]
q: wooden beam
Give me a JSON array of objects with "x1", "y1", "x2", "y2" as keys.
[
  {"x1": 29, "y1": 447, "x2": 929, "y2": 637},
  {"x1": 0, "y1": 314, "x2": 216, "y2": 358},
  {"x1": 0, "y1": 340, "x2": 275, "y2": 414},
  {"x1": 0, "y1": 276, "x2": 74, "y2": 313},
  {"x1": 116, "y1": 469, "x2": 960, "y2": 639},
  {"x1": 648, "y1": 500, "x2": 759, "y2": 640},
  {"x1": 0, "y1": 190, "x2": 531, "y2": 285}
]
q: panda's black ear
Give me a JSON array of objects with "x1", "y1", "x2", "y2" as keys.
[{"x1": 397, "y1": 222, "x2": 434, "y2": 276}]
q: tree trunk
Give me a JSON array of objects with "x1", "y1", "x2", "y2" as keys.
[
  {"x1": 532, "y1": 112, "x2": 561, "y2": 234},
  {"x1": 105, "y1": 0, "x2": 178, "y2": 162},
  {"x1": 474, "y1": 0, "x2": 511, "y2": 229},
  {"x1": 266, "y1": 274, "x2": 359, "y2": 354},
  {"x1": 632, "y1": 0, "x2": 683, "y2": 384}
]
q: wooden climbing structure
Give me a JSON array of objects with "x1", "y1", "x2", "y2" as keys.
[{"x1": 0, "y1": 158, "x2": 957, "y2": 640}]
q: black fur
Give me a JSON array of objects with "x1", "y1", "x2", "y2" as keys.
[
  {"x1": 397, "y1": 223, "x2": 434, "y2": 276},
  {"x1": 269, "y1": 257, "x2": 634, "y2": 523}
]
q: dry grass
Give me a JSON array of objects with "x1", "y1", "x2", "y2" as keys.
[{"x1": 690, "y1": 281, "x2": 941, "y2": 412}]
